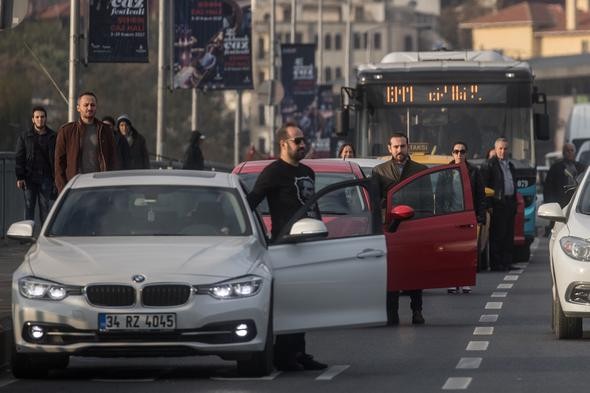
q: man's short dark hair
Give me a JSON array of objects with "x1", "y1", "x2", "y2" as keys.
[
  {"x1": 31, "y1": 106, "x2": 46, "y2": 117},
  {"x1": 452, "y1": 141, "x2": 468, "y2": 151},
  {"x1": 276, "y1": 121, "x2": 300, "y2": 142},
  {"x1": 388, "y1": 132, "x2": 408, "y2": 144},
  {"x1": 78, "y1": 91, "x2": 97, "y2": 102}
]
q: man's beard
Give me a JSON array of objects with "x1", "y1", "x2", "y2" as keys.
[
  {"x1": 394, "y1": 153, "x2": 407, "y2": 164},
  {"x1": 290, "y1": 147, "x2": 306, "y2": 161}
]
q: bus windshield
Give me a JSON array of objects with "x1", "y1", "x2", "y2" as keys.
[{"x1": 367, "y1": 105, "x2": 532, "y2": 166}]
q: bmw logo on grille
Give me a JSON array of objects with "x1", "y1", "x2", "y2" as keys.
[{"x1": 132, "y1": 274, "x2": 146, "y2": 283}]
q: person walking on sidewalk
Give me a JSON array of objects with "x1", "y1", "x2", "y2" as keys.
[
  {"x1": 103, "y1": 116, "x2": 131, "y2": 170},
  {"x1": 55, "y1": 91, "x2": 118, "y2": 193},
  {"x1": 182, "y1": 130, "x2": 206, "y2": 170},
  {"x1": 14, "y1": 106, "x2": 57, "y2": 224}
]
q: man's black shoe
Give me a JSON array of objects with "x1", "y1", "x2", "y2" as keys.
[
  {"x1": 296, "y1": 353, "x2": 328, "y2": 370},
  {"x1": 387, "y1": 312, "x2": 400, "y2": 326},
  {"x1": 412, "y1": 310, "x2": 425, "y2": 325},
  {"x1": 275, "y1": 360, "x2": 304, "y2": 372}
]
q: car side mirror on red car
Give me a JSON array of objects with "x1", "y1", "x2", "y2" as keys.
[{"x1": 387, "y1": 205, "x2": 415, "y2": 232}]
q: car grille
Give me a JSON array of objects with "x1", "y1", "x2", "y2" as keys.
[
  {"x1": 142, "y1": 285, "x2": 191, "y2": 306},
  {"x1": 86, "y1": 285, "x2": 135, "y2": 307}
]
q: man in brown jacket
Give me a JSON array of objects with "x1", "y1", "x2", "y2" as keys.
[{"x1": 55, "y1": 92, "x2": 118, "y2": 193}]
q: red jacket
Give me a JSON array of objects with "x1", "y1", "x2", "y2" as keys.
[{"x1": 55, "y1": 118, "x2": 118, "y2": 192}]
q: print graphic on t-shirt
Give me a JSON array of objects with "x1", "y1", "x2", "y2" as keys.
[{"x1": 294, "y1": 176, "x2": 314, "y2": 205}]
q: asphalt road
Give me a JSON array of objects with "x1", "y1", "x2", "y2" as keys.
[{"x1": 2, "y1": 238, "x2": 589, "y2": 392}]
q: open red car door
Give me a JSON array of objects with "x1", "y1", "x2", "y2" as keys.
[{"x1": 384, "y1": 163, "x2": 478, "y2": 291}]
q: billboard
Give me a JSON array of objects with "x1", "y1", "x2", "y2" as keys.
[
  {"x1": 88, "y1": 0, "x2": 149, "y2": 63},
  {"x1": 173, "y1": 0, "x2": 253, "y2": 90}
]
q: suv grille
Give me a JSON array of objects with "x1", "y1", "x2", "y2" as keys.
[
  {"x1": 86, "y1": 285, "x2": 135, "y2": 307},
  {"x1": 142, "y1": 285, "x2": 191, "y2": 306}
]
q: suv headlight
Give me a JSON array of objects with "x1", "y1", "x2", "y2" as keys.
[
  {"x1": 19, "y1": 277, "x2": 79, "y2": 300},
  {"x1": 560, "y1": 236, "x2": 590, "y2": 261},
  {"x1": 197, "y1": 275, "x2": 263, "y2": 299}
]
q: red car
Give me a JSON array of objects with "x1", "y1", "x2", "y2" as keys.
[{"x1": 233, "y1": 159, "x2": 477, "y2": 291}]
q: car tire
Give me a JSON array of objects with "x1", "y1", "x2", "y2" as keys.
[
  {"x1": 11, "y1": 347, "x2": 69, "y2": 379},
  {"x1": 236, "y1": 314, "x2": 274, "y2": 377},
  {"x1": 553, "y1": 294, "x2": 582, "y2": 339}
]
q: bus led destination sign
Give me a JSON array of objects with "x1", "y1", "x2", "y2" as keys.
[{"x1": 384, "y1": 84, "x2": 507, "y2": 105}]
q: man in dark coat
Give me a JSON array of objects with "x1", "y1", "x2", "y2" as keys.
[
  {"x1": 372, "y1": 132, "x2": 428, "y2": 326},
  {"x1": 544, "y1": 143, "x2": 587, "y2": 207},
  {"x1": 15, "y1": 106, "x2": 57, "y2": 223},
  {"x1": 482, "y1": 137, "x2": 518, "y2": 272},
  {"x1": 182, "y1": 130, "x2": 205, "y2": 170}
]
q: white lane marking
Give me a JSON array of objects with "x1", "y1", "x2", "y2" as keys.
[
  {"x1": 531, "y1": 238, "x2": 539, "y2": 250},
  {"x1": 211, "y1": 371, "x2": 281, "y2": 381},
  {"x1": 92, "y1": 379, "x2": 155, "y2": 382},
  {"x1": 479, "y1": 314, "x2": 499, "y2": 323},
  {"x1": 497, "y1": 283, "x2": 513, "y2": 289},
  {"x1": 442, "y1": 377, "x2": 472, "y2": 390},
  {"x1": 473, "y1": 327, "x2": 494, "y2": 335},
  {"x1": 491, "y1": 292, "x2": 507, "y2": 298},
  {"x1": 315, "y1": 365, "x2": 350, "y2": 380},
  {"x1": 466, "y1": 341, "x2": 489, "y2": 351},
  {"x1": 485, "y1": 302, "x2": 503, "y2": 310},
  {"x1": 456, "y1": 357, "x2": 482, "y2": 369},
  {"x1": 509, "y1": 269, "x2": 524, "y2": 274},
  {"x1": 504, "y1": 275, "x2": 519, "y2": 281},
  {"x1": 0, "y1": 379, "x2": 16, "y2": 388}
]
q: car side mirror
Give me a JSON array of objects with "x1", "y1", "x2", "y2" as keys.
[
  {"x1": 7, "y1": 220, "x2": 35, "y2": 242},
  {"x1": 537, "y1": 202, "x2": 566, "y2": 223},
  {"x1": 387, "y1": 205, "x2": 415, "y2": 232},
  {"x1": 533, "y1": 113, "x2": 550, "y2": 141},
  {"x1": 281, "y1": 218, "x2": 329, "y2": 243}
]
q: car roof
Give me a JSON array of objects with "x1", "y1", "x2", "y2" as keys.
[
  {"x1": 68, "y1": 170, "x2": 240, "y2": 189},
  {"x1": 234, "y1": 159, "x2": 363, "y2": 175}
]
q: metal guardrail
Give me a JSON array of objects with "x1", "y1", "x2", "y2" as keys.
[{"x1": 0, "y1": 152, "x2": 25, "y2": 238}]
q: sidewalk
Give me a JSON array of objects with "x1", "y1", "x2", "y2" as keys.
[{"x1": 0, "y1": 239, "x2": 29, "y2": 368}]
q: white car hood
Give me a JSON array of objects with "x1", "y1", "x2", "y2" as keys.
[{"x1": 27, "y1": 236, "x2": 263, "y2": 285}]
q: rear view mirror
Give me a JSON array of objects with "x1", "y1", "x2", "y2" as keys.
[
  {"x1": 534, "y1": 113, "x2": 550, "y2": 141},
  {"x1": 281, "y1": 218, "x2": 329, "y2": 243},
  {"x1": 338, "y1": 107, "x2": 350, "y2": 135},
  {"x1": 7, "y1": 220, "x2": 35, "y2": 242},
  {"x1": 537, "y1": 202, "x2": 565, "y2": 223},
  {"x1": 387, "y1": 205, "x2": 415, "y2": 232}
]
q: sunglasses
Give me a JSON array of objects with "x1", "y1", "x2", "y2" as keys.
[
  {"x1": 452, "y1": 149, "x2": 466, "y2": 155},
  {"x1": 286, "y1": 137, "x2": 306, "y2": 145}
]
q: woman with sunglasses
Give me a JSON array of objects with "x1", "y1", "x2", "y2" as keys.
[{"x1": 446, "y1": 142, "x2": 486, "y2": 293}]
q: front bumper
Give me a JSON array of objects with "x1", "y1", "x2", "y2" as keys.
[{"x1": 553, "y1": 244, "x2": 590, "y2": 316}]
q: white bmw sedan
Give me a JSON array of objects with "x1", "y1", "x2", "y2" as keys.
[
  {"x1": 538, "y1": 168, "x2": 590, "y2": 339},
  {"x1": 7, "y1": 170, "x2": 388, "y2": 378}
]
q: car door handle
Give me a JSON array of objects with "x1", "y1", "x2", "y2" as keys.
[
  {"x1": 356, "y1": 249, "x2": 385, "y2": 259},
  {"x1": 456, "y1": 223, "x2": 475, "y2": 229}
]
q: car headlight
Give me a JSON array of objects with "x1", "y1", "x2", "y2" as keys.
[
  {"x1": 19, "y1": 277, "x2": 79, "y2": 300},
  {"x1": 197, "y1": 275, "x2": 263, "y2": 299},
  {"x1": 560, "y1": 236, "x2": 590, "y2": 261}
]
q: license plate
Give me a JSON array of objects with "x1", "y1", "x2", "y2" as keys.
[{"x1": 98, "y1": 313, "x2": 176, "y2": 332}]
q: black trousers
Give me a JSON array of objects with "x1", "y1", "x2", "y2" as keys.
[
  {"x1": 489, "y1": 197, "x2": 516, "y2": 270},
  {"x1": 387, "y1": 290, "x2": 422, "y2": 316},
  {"x1": 274, "y1": 333, "x2": 305, "y2": 364}
]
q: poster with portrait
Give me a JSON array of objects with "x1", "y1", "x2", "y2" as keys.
[
  {"x1": 88, "y1": 0, "x2": 149, "y2": 63},
  {"x1": 314, "y1": 84, "x2": 335, "y2": 156},
  {"x1": 280, "y1": 44, "x2": 317, "y2": 142},
  {"x1": 173, "y1": 0, "x2": 253, "y2": 90}
]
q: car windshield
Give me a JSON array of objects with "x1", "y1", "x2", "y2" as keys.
[
  {"x1": 46, "y1": 185, "x2": 252, "y2": 236},
  {"x1": 239, "y1": 172, "x2": 357, "y2": 214}
]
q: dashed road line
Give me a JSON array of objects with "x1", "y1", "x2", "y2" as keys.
[
  {"x1": 442, "y1": 377, "x2": 472, "y2": 390},
  {"x1": 485, "y1": 302, "x2": 503, "y2": 310},
  {"x1": 455, "y1": 357, "x2": 482, "y2": 369},
  {"x1": 473, "y1": 327, "x2": 494, "y2": 335},
  {"x1": 504, "y1": 275, "x2": 519, "y2": 281},
  {"x1": 315, "y1": 365, "x2": 350, "y2": 380},
  {"x1": 479, "y1": 314, "x2": 498, "y2": 323},
  {"x1": 211, "y1": 371, "x2": 282, "y2": 381},
  {"x1": 497, "y1": 283, "x2": 513, "y2": 289},
  {"x1": 466, "y1": 341, "x2": 489, "y2": 351},
  {"x1": 491, "y1": 291, "x2": 507, "y2": 298}
]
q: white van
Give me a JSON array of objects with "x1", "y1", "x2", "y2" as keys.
[{"x1": 565, "y1": 103, "x2": 590, "y2": 150}]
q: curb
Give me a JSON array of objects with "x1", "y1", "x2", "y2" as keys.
[{"x1": 0, "y1": 317, "x2": 12, "y2": 369}]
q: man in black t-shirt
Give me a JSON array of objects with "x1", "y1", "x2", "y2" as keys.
[{"x1": 247, "y1": 122, "x2": 326, "y2": 372}]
